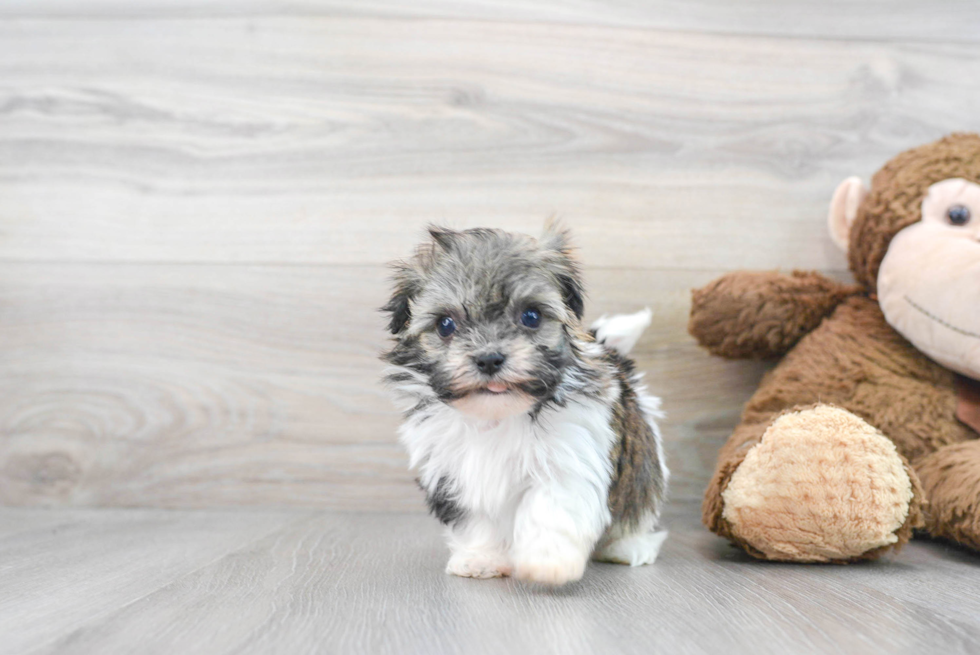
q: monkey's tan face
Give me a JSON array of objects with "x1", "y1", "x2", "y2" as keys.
[{"x1": 878, "y1": 178, "x2": 980, "y2": 380}]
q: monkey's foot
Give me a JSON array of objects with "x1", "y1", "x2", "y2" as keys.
[
  {"x1": 721, "y1": 404, "x2": 923, "y2": 562},
  {"x1": 916, "y1": 440, "x2": 980, "y2": 552}
]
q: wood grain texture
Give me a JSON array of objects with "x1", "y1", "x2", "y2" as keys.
[
  {"x1": 1, "y1": 4, "x2": 979, "y2": 509},
  {"x1": 3, "y1": 18, "x2": 980, "y2": 270},
  {"x1": 0, "y1": 263, "x2": 770, "y2": 507},
  {"x1": 0, "y1": 508, "x2": 311, "y2": 655},
  {"x1": 3, "y1": 505, "x2": 979, "y2": 655},
  {"x1": 2, "y1": 1, "x2": 979, "y2": 43}
]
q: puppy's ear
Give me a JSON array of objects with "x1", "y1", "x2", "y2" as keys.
[
  {"x1": 428, "y1": 225, "x2": 462, "y2": 253},
  {"x1": 382, "y1": 262, "x2": 424, "y2": 334},
  {"x1": 557, "y1": 269, "x2": 585, "y2": 320},
  {"x1": 541, "y1": 220, "x2": 585, "y2": 320},
  {"x1": 540, "y1": 218, "x2": 570, "y2": 252}
]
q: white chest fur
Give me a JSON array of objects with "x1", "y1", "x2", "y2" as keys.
[{"x1": 400, "y1": 397, "x2": 617, "y2": 528}]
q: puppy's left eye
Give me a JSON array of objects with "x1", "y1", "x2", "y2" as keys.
[
  {"x1": 436, "y1": 316, "x2": 456, "y2": 338},
  {"x1": 520, "y1": 308, "x2": 541, "y2": 329}
]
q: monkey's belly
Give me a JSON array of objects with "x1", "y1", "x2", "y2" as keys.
[{"x1": 742, "y1": 296, "x2": 973, "y2": 463}]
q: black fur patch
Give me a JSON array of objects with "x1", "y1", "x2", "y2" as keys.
[
  {"x1": 382, "y1": 335, "x2": 430, "y2": 371},
  {"x1": 381, "y1": 262, "x2": 425, "y2": 334},
  {"x1": 603, "y1": 350, "x2": 667, "y2": 528},
  {"x1": 422, "y1": 477, "x2": 466, "y2": 526},
  {"x1": 526, "y1": 332, "x2": 605, "y2": 419},
  {"x1": 558, "y1": 272, "x2": 585, "y2": 319},
  {"x1": 516, "y1": 344, "x2": 569, "y2": 399}
]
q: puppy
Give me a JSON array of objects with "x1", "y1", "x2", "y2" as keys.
[{"x1": 381, "y1": 224, "x2": 668, "y2": 585}]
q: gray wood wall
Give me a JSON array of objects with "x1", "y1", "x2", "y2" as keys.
[{"x1": 2, "y1": 1, "x2": 979, "y2": 510}]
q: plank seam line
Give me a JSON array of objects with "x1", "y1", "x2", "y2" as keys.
[{"x1": 0, "y1": 11, "x2": 977, "y2": 47}]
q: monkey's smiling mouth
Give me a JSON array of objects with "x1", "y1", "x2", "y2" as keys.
[{"x1": 904, "y1": 295, "x2": 980, "y2": 339}]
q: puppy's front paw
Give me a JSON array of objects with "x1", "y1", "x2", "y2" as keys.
[
  {"x1": 446, "y1": 553, "x2": 512, "y2": 579},
  {"x1": 513, "y1": 557, "x2": 586, "y2": 586},
  {"x1": 512, "y1": 537, "x2": 588, "y2": 586}
]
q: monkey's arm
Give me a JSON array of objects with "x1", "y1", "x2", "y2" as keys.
[{"x1": 688, "y1": 270, "x2": 860, "y2": 359}]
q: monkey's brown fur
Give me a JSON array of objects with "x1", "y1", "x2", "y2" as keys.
[{"x1": 690, "y1": 133, "x2": 980, "y2": 562}]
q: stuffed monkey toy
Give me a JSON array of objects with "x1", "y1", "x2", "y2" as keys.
[{"x1": 689, "y1": 133, "x2": 980, "y2": 562}]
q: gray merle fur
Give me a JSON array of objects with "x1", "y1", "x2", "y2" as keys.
[
  {"x1": 381, "y1": 226, "x2": 596, "y2": 416},
  {"x1": 382, "y1": 225, "x2": 666, "y2": 533}
]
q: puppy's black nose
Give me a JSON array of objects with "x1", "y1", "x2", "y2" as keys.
[{"x1": 475, "y1": 352, "x2": 506, "y2": 376}]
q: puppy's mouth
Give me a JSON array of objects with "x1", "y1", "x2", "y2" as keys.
[
  {"x1": 457, "y1": 379, "x2": 542, "y2": 398},
  {"x1": 472, "y1": 382, "x2": 514, "y2": 395},
  {"x1": 448, "y1": 378, "x2": 548, "y2": 403}
]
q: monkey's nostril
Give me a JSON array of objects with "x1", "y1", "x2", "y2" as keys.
[{"x1": 475, "y1": 352, "x2": 506, "y2": 376}]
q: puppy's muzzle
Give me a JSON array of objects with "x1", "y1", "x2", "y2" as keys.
[{"x1": 474, "y1": 352, "x2": 506, "y2": 376}]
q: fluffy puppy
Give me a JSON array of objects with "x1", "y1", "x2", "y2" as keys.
[{"x1": 381, "y1": 225, "x2": 668, "y2": 585}]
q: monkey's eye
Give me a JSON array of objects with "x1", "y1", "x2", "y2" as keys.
[
  {"x1": 520, "y1": 308, "x2": 541, "y2": 329},
  {"x1": 947, "y1": 204, "x2": 971, "y2": 226},
  {"x1": 436, "y1": 316, "x2": 456, "y2": 338}
]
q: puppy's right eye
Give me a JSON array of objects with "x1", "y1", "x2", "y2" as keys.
[
  {"x1": 436, "y1": 316, "x2": 456, "y2": 338},
  {"x1": 520, "y1": 308, "x2": 541, "y2": 329}
]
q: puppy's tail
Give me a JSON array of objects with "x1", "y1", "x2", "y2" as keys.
[{"x1": 590, "y1": 308, "x2": 652, "y2": 356}]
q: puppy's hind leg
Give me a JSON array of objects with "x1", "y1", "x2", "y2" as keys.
[
  {"x1": 591, "y1": 308, "x2": 652, "y2": 356},
  {"x1": 593, "y1": 526, "x2": 669, "y2": 566}
]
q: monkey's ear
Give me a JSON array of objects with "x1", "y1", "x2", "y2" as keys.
[
  {"x1": 381, "y1": 263, "x2": 423, "y2": 334},
  {"x1": 541, "y1": 219, "x2": 585, "y2": 320},
  {"x1": 828, "y1": 176, "x2": 869, "y2": 252}
]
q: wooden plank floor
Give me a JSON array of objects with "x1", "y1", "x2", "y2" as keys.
[{"x1": 3, "y1": 504, "x2": 979, "y2": 655}]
